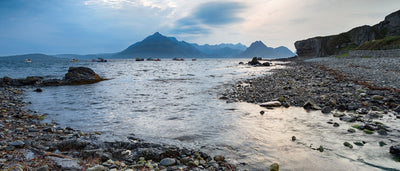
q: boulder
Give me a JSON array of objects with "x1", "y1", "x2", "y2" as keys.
[
  {"x1": 64, "y1": 67, "x2": 104, "y2": 85},
  {"x1": 248, "y1": 57, "x2": 261, "y2": 66}
]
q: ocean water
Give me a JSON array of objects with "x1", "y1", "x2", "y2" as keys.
[{"x1": 1, "y1": 58, "x2": 399, "y2": 170}]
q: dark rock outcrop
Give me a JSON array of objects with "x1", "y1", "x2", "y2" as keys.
[
  {"x1": 0, "y1": 67, "x2": 104, "y2": 87},
  {"x1": 64, "y1": 67, "x2": 104, "y2": 85},
  {"x1": 295, "y1": 10, "x2": 400, "y2": 57}
]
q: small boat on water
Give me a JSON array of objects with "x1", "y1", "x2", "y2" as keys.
[
  {"x1": 173, "y1": 57, "x2": 184, "y2": 61},
  {"x1": 154, "y1": 58, "x2": 161, "y2": 61},
  {"x1": 24, "y1": 58, "x2": 32, "y2": 63},
  {"x1": 192, "y1": 59, "x2": 197, "y2": 61},
  {"x1": 92, "y1": 58, "x2": 107, "y2": 62},
  {"x1": 136, "y1": 57, "x2": 144, "y2": 61},
  {"x1": 70, "y1": 58, "x2": 79, "y2": 62}
]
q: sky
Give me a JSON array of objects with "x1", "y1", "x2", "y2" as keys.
[{"x1": 0, "y1": 0, "x2": 399, "y2": 56}]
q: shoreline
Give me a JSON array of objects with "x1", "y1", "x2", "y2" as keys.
[
  {"x1": 222, "y1": 56, "x2": 400, "y2": 169},
  {"x1": 0, "y1": 86, "x2": 235, "y2": 170}
]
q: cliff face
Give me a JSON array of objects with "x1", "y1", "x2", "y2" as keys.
[{"x1": 295, "y1": 10, "x2": 400, "y2": 57}]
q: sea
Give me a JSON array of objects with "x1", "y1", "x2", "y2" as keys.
[{"x1": 0, "y1": 57, "x2": 399, "y2": 170}]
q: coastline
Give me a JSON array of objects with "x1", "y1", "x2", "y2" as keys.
[{"x1": 1, "y1": 56, "x2": 400, "y2": 170}]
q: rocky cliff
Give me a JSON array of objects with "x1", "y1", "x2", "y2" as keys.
[{"x1": 295, "y1": 10, "x2": 400, "y2": 57}]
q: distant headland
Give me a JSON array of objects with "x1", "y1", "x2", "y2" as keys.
[{"x1": 295, "y1": 9, "x2": 400, "y2": 57}]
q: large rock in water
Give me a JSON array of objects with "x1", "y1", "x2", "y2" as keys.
[{"x1": 64, "y1": 67, "x2": 104, "y2": 85}]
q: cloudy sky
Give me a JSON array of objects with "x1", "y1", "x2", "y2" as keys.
[{"x1": 0, "y1": 0, "x2": 399, "y2": 56}]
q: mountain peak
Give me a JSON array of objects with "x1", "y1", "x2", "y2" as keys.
[
  {"x1": 117, "y1": 32, "x2": 204, "y2": 58},
  {"x1": 240, "y1": 41, "x2": 294, "y2": 58},
  {"x1": 152, "y1": 32, "x2": 162, "y2": 36},
  {"x1": 250, "y1": 41, "x2": 268, "y2": 48}
]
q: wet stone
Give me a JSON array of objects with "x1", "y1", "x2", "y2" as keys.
[
  {"x1": 344, "y1": 142, "x2": 353, "y2": 149},
  {"x1": 8, "y1": 140, "x2": 24, "y2": 148},
  {"x1": 354, "y1": 142, "x2": 364, "y2": 146},
  {"x1": 347, "y1": 128, "x2": 356, "y2": 133},
  {"x1": 379, "y1": 141, "x2": 387, "y2": 147},
  {"x1": 214, "y1": 155, "x2": 225, "y2": 162},
  {"x1": 321, "y1": 106, "x2": 331, "y2": 114},
  {"x1": 390, "y1": 144, "x2": 400, "y2": 155},
  {"x1": 357, "y1": 108, "x2": 369, "y2": 114},
  {"x1": 160, "y1": 158, "x2": 176, "y2": 166}
]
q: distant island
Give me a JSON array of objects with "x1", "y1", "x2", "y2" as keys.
[{"x1": 0, "y1": 32, "x2": 295, "y2": 60}]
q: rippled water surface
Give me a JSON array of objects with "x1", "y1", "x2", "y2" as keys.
[{"x1": 2, "y1": 58, "x2": 400, "y2": 170}]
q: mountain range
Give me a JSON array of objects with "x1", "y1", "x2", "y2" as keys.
[
  {"x1": 113, "y1": 32, "x2": 294, "y2": 58},
  {"x1": 0, "y1": 32, "x2": 295, "y2": 59}
]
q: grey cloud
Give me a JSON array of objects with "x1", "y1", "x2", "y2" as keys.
[
  {"x1": 193, "y1": 1, "x2": 246, "y2": 25},
  {"x1": 171, "y1": 1, "x2": 246, "y2": 34}
]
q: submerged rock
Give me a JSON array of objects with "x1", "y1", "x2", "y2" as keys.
[
  {"x1": 270, "y1": 163, "x2": 279, "y2": 171},
  {"x1": 344, "y1": 142, "x2": 353, "y2": 149},
  {"x1": 390, "y1": 144, "x2": 400, "y2": 155}
]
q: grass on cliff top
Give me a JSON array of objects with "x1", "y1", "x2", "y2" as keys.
[
  {"x1": 336, "y1": 53, "x2": 349, "y2": 58},
  {"x1": 356, "y1": 36, "x2": 400, "y2": 50}
]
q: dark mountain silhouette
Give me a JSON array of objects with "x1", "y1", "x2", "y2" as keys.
[
  {"x1": 240, "y1": 41, "x2": 295, "y2": 58},
  {"x1": 3, "y1": 33, "x2": 295, "y2": 59},
  {"x1": 192, "y1": 43, "x2": 247, "y2": 57},
  {"x1": 115, "y1": 32, "x2": 205, "y2": 58}
]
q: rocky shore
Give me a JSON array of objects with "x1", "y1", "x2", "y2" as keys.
[
  {"x1": 222, "y1": 56, "x2": 400, "y2": 159},
  {"x1": 0, "y1": 87, "x2": 236, "y2": 170},
  {"x1": 0, "y1": 66, "x2": 235, "y2": 170}
]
